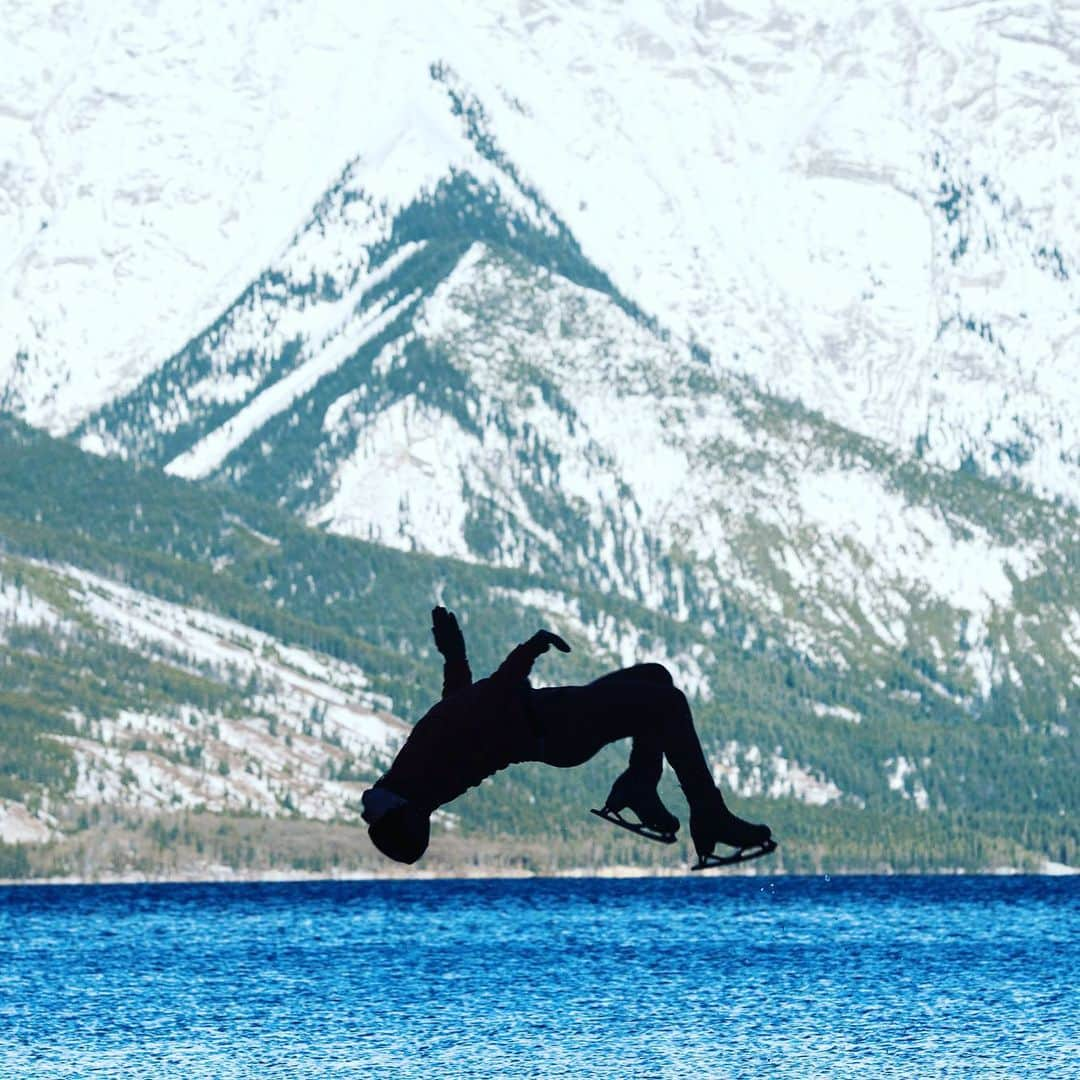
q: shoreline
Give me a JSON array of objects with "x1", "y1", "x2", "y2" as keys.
[{"x1": 2, "y1": 861, "x2": 1076, "y2": 887}]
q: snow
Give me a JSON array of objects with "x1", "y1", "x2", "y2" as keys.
[
  {"x1": 811, "y1": 703, "x2": 863, "y2": 724},
  {"x1": 64, "y1": 705, "x2": 381, "y2": 822},
  {"x1": 3, "y1": 555, "x2": 408, "y2": 823},
  {"x1": 796, "y1": 468, "x2": 1036, "y2": 612},
  {"x1": 792, "y1": 465, "x2": 1043, "y2": 693},
  {"x1": 166, "y1": 285, "x2": 422, "y2": 479},
  {"x1": 327, "y1": 245, "x2": 707, "y2": 607},
  {"x1": 485, "y1": 584, "x2": 712, "y2": 700},
  {"x1": 297, "y1": 241, "x2": 1059, "y2": 705},
  {"x1": 1039, "y1": 859, "x2": 1078, "y2": 876},
  {"x1": 2, "y1": 0, "x2": 1078, "y2": 501},
  {"x1": 711, "y1": 741, "x2": 844, "y2": 807},
  {"x1": 886, "y1": 754, "x2": 930, "y2": 811},
  {"x1": 0, "y1": 800, "x2": 53, "y2": 844},
  {"x1": 311, "y1": 395, "x2": 477, "y2": 560},
  {"x1": 61, "y1": 563, "x2": 398, "y2": 743}
]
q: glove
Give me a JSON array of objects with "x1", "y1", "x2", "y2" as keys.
[
  {"x1": 492, "y1": 628, "x2": 570, "y2": 684},
  {"x1": 526, "y1": 629, "x2": 571, "y2": 655},
  {"x1": 431, "y1": 605, "x2": 467, "y2": 661}
]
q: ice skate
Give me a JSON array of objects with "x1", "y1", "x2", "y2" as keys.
[
  {"x1": 689, "y1": 791, "x2": 776, "y2": 869},
  {"x1": 590, "y1": 771, "x2": 680, "y2": 844}
]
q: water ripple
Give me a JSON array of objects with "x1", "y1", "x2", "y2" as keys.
[{"x1": 1, "y1": 876, "x2": 1077, "y2": 1078}]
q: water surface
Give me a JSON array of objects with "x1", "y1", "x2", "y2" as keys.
[{"x1": 1, "y1": 876, "x2": 1076, "y2": 1077}]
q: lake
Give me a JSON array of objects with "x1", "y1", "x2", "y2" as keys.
[{"x1": 1, "y1": 876, "x2": 1076, "y2": 1077}]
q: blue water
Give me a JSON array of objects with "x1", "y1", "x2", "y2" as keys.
[{"x1": 1, "y1": 876, "x2": 1076, "y2": 1078}]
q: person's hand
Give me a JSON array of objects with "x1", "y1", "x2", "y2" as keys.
[
  {"x1": 527, "y1": 629, "x2": 571, "y2": 654},
  {"x1": 431, "y1": 606, "x2": 467, "y2": 660}
]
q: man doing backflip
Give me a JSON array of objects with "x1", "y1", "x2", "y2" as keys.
[{"x1": 361, "y1": 607, "x2": 775, "y2": 870}]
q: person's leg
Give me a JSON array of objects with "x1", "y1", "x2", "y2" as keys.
[
  {"x1": 530, "y1": 673, "x2": 771, "y2": 856},
  {"x1": 584, "y1": 664, "x2": 673, "y2": 788},
  {"x1": 530, "y1": 673, "x2": 700, "y2": 839},
  {"x1": 532, "y1": 673, "x2": 708, "y2": 788}
]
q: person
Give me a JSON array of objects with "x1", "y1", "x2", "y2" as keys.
[{"x1": 361, "y1": 606, "x2": 775, "y2": 870}]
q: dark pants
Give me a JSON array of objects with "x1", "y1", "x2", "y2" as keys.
[{"x1": 527, "y1": 664, "x2": 715, "y2": 809}]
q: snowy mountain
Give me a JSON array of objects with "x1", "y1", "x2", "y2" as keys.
[
  {"x1": 1, "y1": 1, "x2": 1077, "y2": 875},
  {"x1": 58, "y1": 60, "x2": 1078, "y2": 737},
  {"x1": 3, "y1": 0, "x2": 1077, "y2": 498}
]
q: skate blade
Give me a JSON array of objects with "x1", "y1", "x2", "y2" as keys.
[
  {"x1": 590, "y1": 807, "x2": 678, "y2": 845},
  {"x1": 691, "y1": 838, "x2": 777, "y2": 871}
]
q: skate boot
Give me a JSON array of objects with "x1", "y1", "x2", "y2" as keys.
[
  {"x1": 689, "y1": 789, "x2": 776, "y2": 870},
  {"x1": 590, "y1": 771, "x2": 680, "y2": 844}
]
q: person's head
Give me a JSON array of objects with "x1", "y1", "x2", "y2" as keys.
[{"x1": 368, "y1": 803, "x2": 431, "y2": 864}]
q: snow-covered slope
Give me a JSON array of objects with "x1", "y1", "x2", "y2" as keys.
[
  {"x1": 2, "y1": 0, "x2": 1078, "y2": 499},
  {"x1": 0, "y1": 555, "x2": 402, "y2": 841}
]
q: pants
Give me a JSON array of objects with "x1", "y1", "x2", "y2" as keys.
[{"x1": 526, "y1": 664, "x2": 716, "y2": 809}]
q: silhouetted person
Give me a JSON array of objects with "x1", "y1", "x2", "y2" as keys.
[{"x1": 362, "y1": 607, "x2": 775, "y2": 869}]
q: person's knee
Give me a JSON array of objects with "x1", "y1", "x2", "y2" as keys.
[
  {"x1": 630, "y1": 680, "x2": 688, "y2": 720},
  {"x1": 656, "y1": 682, "x2": 690, "y2": 720}
]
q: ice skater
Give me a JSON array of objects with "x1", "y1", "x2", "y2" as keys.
[{"x1": 361, "y1": 606, "x2": 775, "y2": 870}]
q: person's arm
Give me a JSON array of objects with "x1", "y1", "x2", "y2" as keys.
[
  {"x1": 431, "y1": 606, "x2": 472, "y2": 698},
  {"x1": 492, "y1": 629, "x2": 571, "y2": 685}
]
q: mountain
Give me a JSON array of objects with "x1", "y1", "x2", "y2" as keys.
[
  {"x1": 1, "y1": 2, "x2": 1077, "y2": 877},
  {"x1": 3, "y1": 1, "x2": 1078, "y2": 499},
  {"x1": 0, "y1": 417, "x2": 1076, "y2": 877},
  {"x1": 60, "y1": 68, "x2": 1079, "y2": 757}
]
